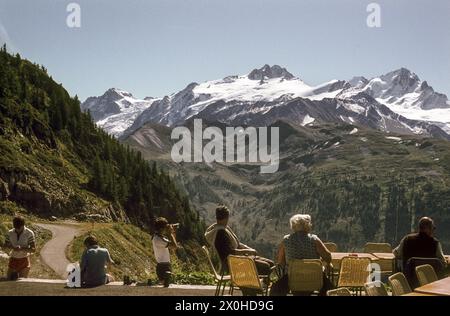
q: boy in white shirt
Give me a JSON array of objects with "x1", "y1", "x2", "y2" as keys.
[
  {"x1": 152, "y1": 217, "x2": 178, "y2": 287},
  {"x1": 3, "y1": 216, "x2": 35, "y2": 280}
]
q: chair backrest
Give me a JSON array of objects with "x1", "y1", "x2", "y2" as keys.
[
  {"x1": 228, "y1": 255, "x2": 262, "y2": 291},
  {"x1": 288, "y1": 259, "x2": 323, "y2": 293},
  {"x1": 324, "y1": 242, "x2": 338, "y2": 252},
  {"x1": 388, "y1": 272, "x2": 412, "y2": 296},
  {"x1": 326, "y1": 288, "x2": 352, "y2": 296},
  {"x1": 364, "y1": 281, "x2": 388, "y2": 296},
  {"x1": 415, "y1": 264, "x2": 438, "y2": 286},
  {"x1": 405, "y1": 257, "x2": 444, "y2": 288},
  {"x1": 337, "y1": 256, "x2": 372, "y2": 288},
  {"x1": 363, "y1": 242, "x2": 392, "y2": 253},
  {"x1": 202, "y1": 246, "x2": 221, "y2": 280}
]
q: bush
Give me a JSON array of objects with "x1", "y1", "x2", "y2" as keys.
[
  {"x1": 0, "y1": 201, "x2": 27, "y2": 215},
  {"x1": 0, "y1": 221, "x2": 7, "y2": 245}
]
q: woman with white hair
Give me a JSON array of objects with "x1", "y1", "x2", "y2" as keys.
[{"x1": 270, "y1": 214, "x2": 332, "y2": 296}]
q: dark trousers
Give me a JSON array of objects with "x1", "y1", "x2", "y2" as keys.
[
  {"x1": 270, "y1": 273, "x2": 333, "y2": 296},
  {"x1": 254, "y1": 256, "x2": 274, "y2": 276},
  {"x1": 156, "y1": 262, "x2": 172, "y2": 286}
]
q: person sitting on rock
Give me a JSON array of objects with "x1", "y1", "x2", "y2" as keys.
[
  {"x1": 3, "y1": 216, "x2": 35, "y2": 280},
  {"x1": 80, "y1": 235, "x2": 115, "y2": 287}
]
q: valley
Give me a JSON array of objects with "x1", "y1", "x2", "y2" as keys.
[{"x1": 80, "y1": 64, "x2": 450, "y2": 259}]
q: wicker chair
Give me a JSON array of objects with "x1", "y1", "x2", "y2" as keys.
[
  {"x1": 363, "y1": 242, "x2": 392, "y2": 253},
  {"x1": 415, "y1": 264, "x2": 438, "y2": 287},
  {"x1": 228, "y1": 255, "x2": 265, "y2": 296},
  {"x1": 405, "y1": 257, "x2": 445, "y2": 288},
  {"x1": 202, "y1": 246, "x2": 231, "y2": 296},
  {"x1": 324, "y1": 242, "x2": 338, "y2": 253},
  {"x1": 337, "y1": 256, "x2": 372, "y2": 295},
  {"x1": 363, "y1": 243, "x2": 394, "y2": 275},
  {"x1": 323, "y1": 242, "x2": 338, "y2": 285},
  {"x1": 388, "y1": 272, "x2": 412, "y2": 296},
  {"x1": 288, "y1": 259, "x2": 323, "y2": 295},
  {"x1": 364, "y1": 281, "x2": 388, "y2": 296},
  {"x1": 326, "y1": 287, "x2": 352, "y2": 296}
]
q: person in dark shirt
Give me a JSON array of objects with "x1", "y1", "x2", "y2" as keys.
[
  {"x1": 393, "y1": 217, "x2": 447, "y2": 274},
  {"x1": 205, "y1": 205, "x2": 274, "y2": 277}
]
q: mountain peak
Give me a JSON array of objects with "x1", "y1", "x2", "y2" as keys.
[
  {"x1": 247, "y1": 64, "x2": 295, "y2": 80},
  {"x1": 382, "y1": 67, "x2": 420, "y2": 83},
  {"x1": 105, "y1": 88, "x2": 133, "y2": 99},
  {"x1": 348, "y1": 76, "x2": 368, "y2": 87}
]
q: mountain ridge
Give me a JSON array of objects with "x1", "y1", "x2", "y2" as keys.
[{"x1": 82, "y1": 64, "x2": 450, "y2": 138}]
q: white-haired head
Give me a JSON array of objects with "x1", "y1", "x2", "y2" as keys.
[{"x1": 290, "y1": 214, "x2": 312, "y2": 233}]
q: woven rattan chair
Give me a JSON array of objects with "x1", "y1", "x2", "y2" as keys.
[
  {"x1": 202, "y1": 246, "x2": 231, "y2": 296},
  {"x1": 228, "y1": 255, "x2": 265, "y2": 296},
  {"x1": 324, "y1": 242, "x2": 338, "y2": 252},
  {"x1": 364, "y1": 281, "x2": 388, "y2": 296},
  {"x1": 415, "y1": 264, "x2": 438, "y2": 287},
  {"x1": 326, "y1": 287, "x2": 352, "y2": 296},
  {"x1": 405, "y1": 257, "x2": 445, "y2": 288},
  {"x1": 323, "y1": 242, "x2": 338, "y2": 285},
  {"x1": 288, "y1": 259, "x2": 323, "y2": 295},
  {"x1": 337, "y1": 256, "x2": 372, "y2": 295},
  {"x1": 388, "y1": 272, "x2": 412, "y2": 296},
  {"x1": 363, "y1": 243, "x2": 393, "y2": 275},
  {"x1": 363, "y1": 242, "x2": 392, "y2": 253}
]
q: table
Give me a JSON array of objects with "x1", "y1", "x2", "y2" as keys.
[
  {"x1": 331, "y1": 252, "x2": 378, "y2": 271},
  {"x1": 414, "y1": 277, "x2": 450, "y2": 296},
  {"x1": 372, "y1": 253, "x2": 395, "y2": 273},
  {"x1": 372, "y1": 253, "x2": 395, "y2": 260},
  {"x1": 331, "y1": 252, "x2": 378, "y2": 261},
  {"x1": 401, "y1": 292, "x2": 435, "y2": 296}
]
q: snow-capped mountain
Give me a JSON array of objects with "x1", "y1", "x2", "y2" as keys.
[
  {"x1": 343, "y1": 68, "x2": 449, "y2": 110},
  {"x1": 339, "y1": 68, "x2": 450, "y2": 133},
  {"x1": 81, "y1": 88, "x2": 158, "y2": 137},
  {"x1": 81, "y1": 65, "x2": 450, "y2": 139}
]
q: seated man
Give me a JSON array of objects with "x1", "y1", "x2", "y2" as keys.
[
  {"x1": 205, "y1": 205, "x2": 274, "y2": 278},
  {"x1": 151, "y1": 217, "x2": 178, "y2": 287},
  {"x1": 3, "y1": 216, "x2": 36, "y2": 280},
  {"x1": 394, "y1": 217, "x2": 447, "y2": 275},
  {"x1": 80, "y1": 235, "x2": 115, "y2": 287}
]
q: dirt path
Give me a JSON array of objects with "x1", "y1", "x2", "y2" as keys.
[{"x1": 35, "y1": 223, "x2": 82, "y2": 279}]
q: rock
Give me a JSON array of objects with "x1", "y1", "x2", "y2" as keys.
[
  {"x1": 11, "y1": 182, "x2": 51, "y2": 213},
  {"x1": 74, "y1": 213, "x2": 109, "y2": 223}
]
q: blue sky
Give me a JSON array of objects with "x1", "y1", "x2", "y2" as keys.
[{"x1": 0, "y1": 0, "x2": 449, "y2": 101}]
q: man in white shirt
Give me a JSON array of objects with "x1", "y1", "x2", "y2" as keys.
[
  {"x1": 3, "y1": 216, "x2": 35, "y2": 280},
  {"x1": 152, "y1": 217, "x2": 178, "y2": 287}
]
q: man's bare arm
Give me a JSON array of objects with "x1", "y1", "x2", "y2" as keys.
[
  {"x1": 167, "y1": 226, "x2": 178, "y2": 250},
  {"x1": 232, "y1": 248, "x2": 257, "y2": 256}
]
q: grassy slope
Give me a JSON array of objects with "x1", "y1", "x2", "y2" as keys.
[
  {"x1": 0, "y1": 128, "x2": 115, "y2": 219},
  {"x1": 67, "y1": 222, "x2": 214, "y2": 285}
]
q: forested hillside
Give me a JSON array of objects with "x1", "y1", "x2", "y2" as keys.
[{"x1": 0, "y1": 46, "x2": 204, "y2": 242}]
